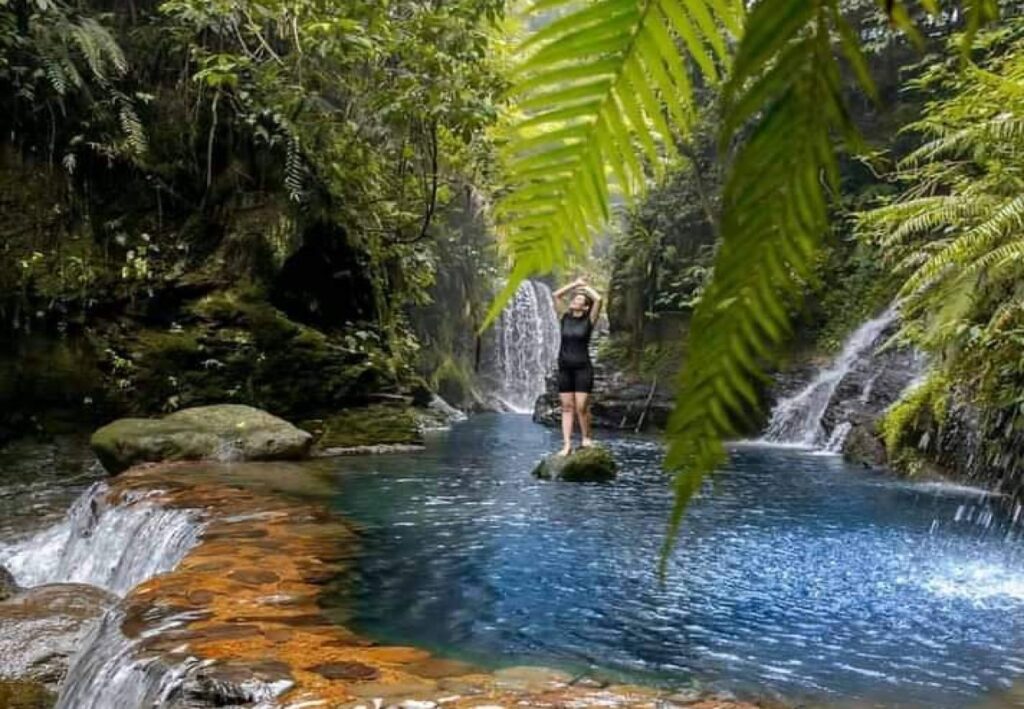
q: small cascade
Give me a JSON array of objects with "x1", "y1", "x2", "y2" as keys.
[
  {"x1": 824, "y1": 422, "x2": 853, "y2": 453},
  {"x1": 492, "y1": 280, "x2": 560, "y2": 412},
  {"x1": 0, "y1": 482, "x2": 202, "y2": 595},
  {"x1": 766, "y1": 307, "x2": 899, "y2": 447},
  {"x1": 56, "y1": 606, "x2": 206, "y2": 709}
]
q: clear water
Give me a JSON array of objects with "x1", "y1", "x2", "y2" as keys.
[
  {"x1": 0, "y1": 436, "x2": 103, "y2": 540},
  {"x1": 328, "y1": 414, "x2": 1024, "y2": 708}
]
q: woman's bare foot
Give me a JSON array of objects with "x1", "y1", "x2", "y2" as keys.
[
  {"x1": 557, "y1": 445, "x2": 572, "y2": 456},
  {"x1": 581, "y1": 438, "x2": 594, "y2": 448}
]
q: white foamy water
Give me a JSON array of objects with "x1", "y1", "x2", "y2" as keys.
[
  {"x1": 0, "y1": 482, "x2": 202, "y2": 595},
  {"x1": 492, "y1": 280, "x2": 560, "y2": 412}
]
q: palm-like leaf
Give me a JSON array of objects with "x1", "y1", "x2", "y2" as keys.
[{"x1": 488, "y1": 0, "x2": 741, "y2": 319}]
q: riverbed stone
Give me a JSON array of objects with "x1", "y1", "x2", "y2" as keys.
[
  {"x1": 91, "y1": 404, "x2": 313, "y2": 473},
  {"x1": 0, "y1": 583, "x2": 118, "y2": 688},
  {"x1": 533, "y1": 445, "x2": 617, "y2": 482},
  {"x1": 0, "y1": 565, "x2": 21, "y2": 601}
]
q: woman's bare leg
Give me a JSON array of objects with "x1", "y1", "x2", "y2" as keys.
[
  {"x1": 559, "y1": 393, "x2": 575, "y2": 455},
  {"x1": 575, "y1": 392, "x2": 593, "y2": 447}
]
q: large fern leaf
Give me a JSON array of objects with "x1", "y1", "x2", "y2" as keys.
[
  {"x1": 660, "y1": 0, "x2": 874, "y2": 565},
  {"x1": 488, "y1": 0, "x2": 741, "y2": 320}
]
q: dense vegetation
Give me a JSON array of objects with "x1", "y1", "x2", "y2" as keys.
[
  {"x1": 0, "y1": 0, "x2": 505, "y2": 437},
  {"x1": 2, "y1": 0, "x2": 1024, "y2": 509}
]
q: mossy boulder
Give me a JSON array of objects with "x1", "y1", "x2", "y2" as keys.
[
  {"x1": 91, "y1": 404, "x2": 313, "y2": 473},
  {"x1": 533, "y1": 445, "x2": 617, "y2": 482},
  {"x1": 301, "y1": 404, "x2": 424, "y2": 450}
]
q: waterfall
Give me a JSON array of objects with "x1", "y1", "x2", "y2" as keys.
[
  {"x1": 492, "y1": 280, "x2": 560, "y2": 412},
  {"x1": 0, "y1": 482, "x2": 202, "y2": 595},
  {"x1": 765, "y1": 307, "x2": 899, "y2": 448},
  {"x1": 56, "y1": 606, "x2": 207, "y2": 709}
]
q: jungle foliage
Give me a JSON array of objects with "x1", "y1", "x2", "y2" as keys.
[
  {"x1": 863, "y1": 21, "x2": 1024, "y2": 491},
  {"x1": 496, "y1": 0, "x2": 999, "y2": 555},
  {"x1": 0, "y1": 0, "x2": 506, "y2": 410}
]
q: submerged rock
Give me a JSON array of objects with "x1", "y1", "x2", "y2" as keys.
[
  {"x1": 0, "y1": 583, "x2": 118, "y2": 688},
  {"x1": 91, "y1": 404, "x2": 313, "y2": 473},
  {"x1": 0, "y1": 565, "x2": 21, "y2": 601},
  {"x1": 533, "y1": 446, "x2": 617, "y2": 482}
]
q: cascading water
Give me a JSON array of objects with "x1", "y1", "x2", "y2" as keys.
[
  {"x1": 0, "y1": 482, "x2": 202, "y2": 595},
  {"x1": 491, "y1": 280, "x2": 560, "y2": 412},
  {"x1": 0, "y1": 481, "x2": 205, "y2": 707},
  {"x1": 765, "y1": 306, "x2": 899, "y2": 448}
]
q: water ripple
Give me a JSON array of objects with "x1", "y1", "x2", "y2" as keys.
[{"x1": 326, "y1": 414, "x2": 1024, "y2": 709}]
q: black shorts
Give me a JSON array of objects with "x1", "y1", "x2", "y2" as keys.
[{"x1": 558, "y1": 362, "x2": 594, "y2": 393}]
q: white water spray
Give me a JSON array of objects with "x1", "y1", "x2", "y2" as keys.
[{"x1": 492, "y1": 280, "x2": 560, "y2": 412}]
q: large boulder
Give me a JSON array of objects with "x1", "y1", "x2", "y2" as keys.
[
  {"x1": 0, "y1": 583, "x2": 118, "y2": 688},
  {"x1": 533, "y1": 446, "x2": 617, "y2": 482},
  {"x1": 91, "y1": 404, "x2": 313, "y2": 474}
]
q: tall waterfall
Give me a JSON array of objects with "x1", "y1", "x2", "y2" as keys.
[
  {"x1": 0, "y1": 482, "x2": 202, "y2": 595},
  {"x1": 765, "y1": 307, "x2": 899, "y2": 448},
  {"x1": 492, "y1": 280, "x2": 560, "y2": 412}
]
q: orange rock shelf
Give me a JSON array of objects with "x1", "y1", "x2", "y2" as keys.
[{"x1": 109, "y1": 462, "x2": 761, "y2": 709}]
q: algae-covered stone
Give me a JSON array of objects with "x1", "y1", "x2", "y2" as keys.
[
  {"x1": 91, "y1": 404, "x2": 312, "y2": 474},
  {"x1": 0, "y1": 680, "x2": 55, "y2": 709},
  {"x1": 533, "y1": 445, "x2": 617, "y2": 482}
]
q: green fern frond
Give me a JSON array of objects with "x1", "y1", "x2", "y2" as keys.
[
  {"x1": 900, "y1": 115, "x2": 1024, "y2": 167},
  {"x1": 661, "y1": 0, "x2": 875, "y2": 566},
  {"x1": 901, "y1": 194, "x2": 1024, "y2": 295},
  {"x1": 488, "y1": 0, "x2": 739, "y2": 324}
]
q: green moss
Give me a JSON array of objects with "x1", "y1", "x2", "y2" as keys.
[
  {"x1": 301, "y1": 404, "x2": 424, "y2": 449},
  {"x1": 0, "y1": 680, "x2": 55, "y2": 709},
  {"x1": 430, "y1": 357, "x2": 473, "y2": 407},
  {"x1": 534, "y1": 445, "x2": 618, "y2": 482},
  {"x1": 879, "y1": 371, "x2": 949, "y2": 458}
]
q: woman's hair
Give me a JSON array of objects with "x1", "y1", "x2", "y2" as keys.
[{"x1": 572, "y1": 290, "x2": 593, "y2": 310}]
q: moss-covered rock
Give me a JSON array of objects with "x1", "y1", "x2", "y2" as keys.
[
  {"x1": 301, "y1": 404, "x2": 425, "y2": 450},
  {"x1": 533, "y1": 445, "x2": 617, "y2": 482},
  {"x1": 0, "y1": 680, "x2": 55, "y2": 709},
  {"x1": 91, "y1": 404, "x2": 312, "y2": 473}
]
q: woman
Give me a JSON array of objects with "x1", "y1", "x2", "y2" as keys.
[{"x1": 552, "y1": 277, "x2": 602, "y2": 456}]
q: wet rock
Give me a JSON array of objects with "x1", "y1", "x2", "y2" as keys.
[
  {"x1": 0, "y1": 565, "x2": 21, "y2": 601},
  {"x1": 533, "y1": 446, "x2": 617, "y2": 482},
  {"x1": 0, "y1": 583, "x2": 118, "y2": 688},
  {"x1": 227, "y1": 569, "x2": 280, "y2": 585},
  {"x1": 91, "y1": 404, "x2": 313, "y2": 473},
  {"x1": 405, "y1": 658, "x2": 481, "y2": 679},
  {"x1": 842, "y1": 423, "x2": 887, "y2": 467},
  {"x1": 0, "y1": 679, "x2": 55, "y2": 709},
  {"x1": 308, "y1": 661, "x2": 380, "y2": 681},
  {"x1": 493, "y1": 666, "x2": 572, "y2": 692},
  {"x1": 182, "y1": 659, "x2": 294, "y2": 706}
]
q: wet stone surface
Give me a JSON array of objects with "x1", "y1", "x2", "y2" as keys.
[{"x1": 96, "y1": 462, "x2": 761, "y2": 709}]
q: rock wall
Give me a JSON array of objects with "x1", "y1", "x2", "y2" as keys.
[{"x1": 532, "y1": 330, "x2": 674, "y2": 432}]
